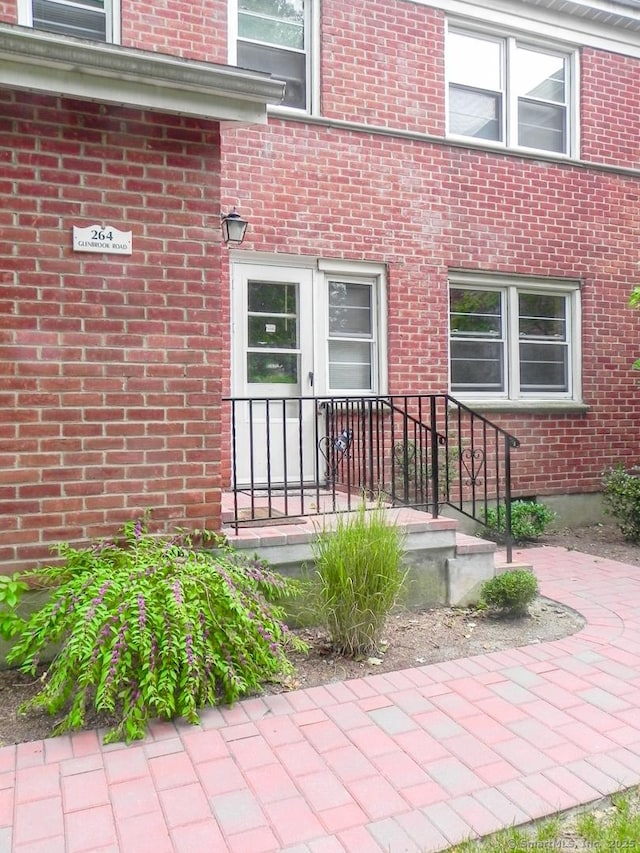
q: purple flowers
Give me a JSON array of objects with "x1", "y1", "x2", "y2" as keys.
[{"x1": 185, "y1": 634, "x2": 194, "y2": 668}]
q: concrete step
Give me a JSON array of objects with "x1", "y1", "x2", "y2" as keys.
[{"x1": 222, "y1": 505, "x2": 498, "y2": 608}]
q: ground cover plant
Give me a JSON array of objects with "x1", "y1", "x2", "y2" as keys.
[
  {"x1": 451, "y1": 786, "x2": 640, "y2": 851},
  {"x1": 312, "y1": 498, "x2": 406, "y2": 657},
  {"x1": 4, "y1": 516, "x2": 306, "y2": 743}
]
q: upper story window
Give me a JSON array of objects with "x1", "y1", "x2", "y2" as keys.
[
  {"x1": 449, "y1": 273, "x2": 581, "y2": 402},
  {"x1": 18, "y1": 0, "x2": 118, "y2": 42},
  {"x1": 235, "y1": 0, "x2": 309, "y2": 110},
  {"x1": 446, "y1": 28, "x2": 577, "y2": 157}
]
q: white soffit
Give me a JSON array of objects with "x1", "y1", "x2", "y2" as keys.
[
  {"x1": 0, "y1": 24, "x2": 285, "y2": 122},
  {"x1": 423, "y1": 0, "x2": 640, "y2": 56}
]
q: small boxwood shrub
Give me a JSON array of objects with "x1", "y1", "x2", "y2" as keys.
[
  {"x1": 485, "y1": 500, "x2": 556, "y2": 543},
  {"x1": 602, "y1": 464, "x2": 640, "y2": 543},
  {"x1": 481, "y1": 569, "x2": 539, "y2": 617}
]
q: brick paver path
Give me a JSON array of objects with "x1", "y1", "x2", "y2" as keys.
[{"x1": 2, "y1": 546, "x2": 640, "y2": 852}]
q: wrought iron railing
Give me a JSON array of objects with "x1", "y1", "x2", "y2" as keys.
[{"x1": 224, "y1": 394, "x2": 520, "y2": 561}]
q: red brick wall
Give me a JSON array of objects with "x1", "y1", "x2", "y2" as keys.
[
  {"x1": 321, "y1": 1, "x2": 445, "y2": 134},
  {"x1": 0, "y1": 92, "x2": 224, "y2": 571},
  {"x1": 221, "y1": 117, "x2": 640, "y2": 498},
  {"x1": 581, "y1": 49, "x2": 640, "y2": 169},
  {"x1": 120, "y1": 0, "x2": 227, "y2": 63},
  {"x1": 0, "y1": 3, "x2": 15, "y2": 23}
]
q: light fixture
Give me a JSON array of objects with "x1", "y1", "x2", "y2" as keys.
[{"x1": 221, "y1": 208, "x2": 248, "y2": 245}]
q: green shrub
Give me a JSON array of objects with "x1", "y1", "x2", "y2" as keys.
[
  {"x1": 312, "y1": 499, "x2": 406, "y2": 657},
  {"x1": 602, "y1": 464, "x2": 640, "y2": 542},
  {"x1": 481, "y1": 569, "x2": 539, "y2": 617},
  {"x1": 7, "y1": 517, "x2": 306, "y2": 743},
  {"x1": 484, "y1": 500, "x2": 556, "y2": 543},
  {"x1": 0, "y1": 573, "x2": 28, "y2": 640}
]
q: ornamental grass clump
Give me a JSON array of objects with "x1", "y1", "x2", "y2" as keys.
[
  {"x1": 7, "y1": 517, "x2": 306, "y2": 744},
  {"x1": 312, "y1": 499, "x2": 406, "y2": 658}
]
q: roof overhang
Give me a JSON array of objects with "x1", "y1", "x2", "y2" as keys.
[{"x1": 0, "y1": 23, "x2": 285, "y2": 122}]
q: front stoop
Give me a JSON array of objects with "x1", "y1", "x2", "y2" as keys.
[{"x1": 222, "y1": 505, "x2": 500, "y2": 609}]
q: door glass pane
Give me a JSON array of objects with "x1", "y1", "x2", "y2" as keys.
[
  {"x1": 329, "y1": 282, "x2": 372, "y2": 336},
  {"x1": 247, "y1": 280, "x2": 299, "y2": 383},
  {"x1": 248, "y1": 316, "x2": 297, "y2": 348},
  {"x1": 328, "y1": 341, "x2": 372, "y2": 390},
  {"x1": 449, "y1": 86, "x2": 502, "y2": 141},
  {"x1": 248, "y1": 352, "x2": 298, "y2": 384},
  {"x1": 448, "y1": 33, "x2": 502, "y2": 90},
  {"x1": 248, "y1": 281, "x2": 297, "y2": 313},
  {"x1": 450, "y1": 340, "x2": 504, "y2": 392},
  {"x1": 518, "y1": 101, "x2": 565, "y2": 152},
  {"x1": 515, "y1": 47, "x2": 565, "y2": 103}
]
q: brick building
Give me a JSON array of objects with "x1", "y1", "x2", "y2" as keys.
[{"x1": 1, "y1": 0, "x2": 640, "y2": 570}]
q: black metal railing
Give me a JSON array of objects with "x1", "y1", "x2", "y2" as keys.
[{"x1": 224, "y1": 394, "x2": 520, "y2": 561}]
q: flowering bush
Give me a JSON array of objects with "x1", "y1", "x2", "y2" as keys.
[{"x1": 7, "y1": 517, "x2": 306, "y2": 743}]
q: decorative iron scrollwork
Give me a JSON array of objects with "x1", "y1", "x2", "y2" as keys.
[
  {"x1": 460, "y1": 447, "x2": 485, "y2": 486},
  {"x1": 318, "y1": 428, "x2": 353, "y2": 482}
]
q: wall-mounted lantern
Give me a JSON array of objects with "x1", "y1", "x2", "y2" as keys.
[{"x1": 221, "y1": 208, "x2": 248, "y2": 245}]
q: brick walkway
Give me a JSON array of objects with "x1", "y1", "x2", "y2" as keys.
[{"x1": 2, "y1": 546, "x2": 640, "y2": 852}]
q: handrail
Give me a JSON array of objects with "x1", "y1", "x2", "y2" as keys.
[{"x1": 223, "y1": 393, "x2": 520, "y2": 561}]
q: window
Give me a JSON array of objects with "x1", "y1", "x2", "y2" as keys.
[
  {"x1": 447, "y1": 28, "x2": 576, "y2": 156},
  {"x1": 18, "y1": 0, "x2": 117, "y2": 42},
  {"x1": 235, "y1": 0, "x2": 310, "y2": 110},
  {"x1": 327, "y1": 280, "x2": 376, "y2": 392},
  {"x1": 449, "y1": 274, "x2": 581, "y2": 401}
]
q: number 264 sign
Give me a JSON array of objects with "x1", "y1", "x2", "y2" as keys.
[{"x1": 73, "y1": 224, "x2": 132, "y2": 255}]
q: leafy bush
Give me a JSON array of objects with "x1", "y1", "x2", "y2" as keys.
[
  {"x1": 484, "y1": 500, "x2": 556, "y2": 543},
  {"x1": 312, "y1": 499, "x2": 406, "y2": 657},
  {"x1": 481, "y1": 569, "x2": 539, "y2": 617},
  {"x1": 602, "y1": 464, "x2": 640, "y2": 542},
  {"x1": 7, "y1": 517, "x2": 306, "y2": 743},
  {"x1": 0, "y1": 573, "x2": 28, "y2": 640}
]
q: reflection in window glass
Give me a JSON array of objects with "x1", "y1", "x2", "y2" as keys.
[
  {"x1": 515, "y1": 48, "x2": 565, "y2": 102},
  {"x1": 448, "y1": 32, "x2": 502, "y2": 90},
  {"x1": 247, "y1": 352, "x2": 298, "y2": 384}
]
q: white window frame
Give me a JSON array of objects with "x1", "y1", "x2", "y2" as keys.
[
  {"x1": 324, "y1": 276, "x2": 380, "y2": 395},
  {"x1": 317, "y1": 259, "x2": 387, "y2": 397},
  {"x1": 445, "y1": 23, "x2": 580, "y2": 158},
  {"x1": 228, "y1": 0, "x2": 319, "y2": 115},
  {"x1": 18, "y1": 0, "x2": 120, "y2": 43},
  {"x1": 448, "y1": 272, "x2": 582, "y2": 403}
]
